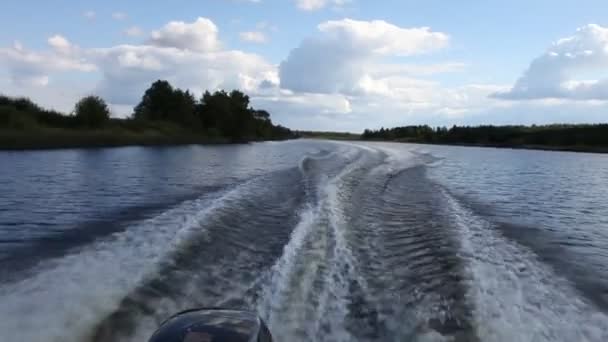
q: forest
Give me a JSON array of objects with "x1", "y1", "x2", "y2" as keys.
[
  {"x1": 0, "y1": 80, "x2": 295, "y2": 149},
  {"x1": 361, "y1": 124, "x2": 608, "y2": 152}
]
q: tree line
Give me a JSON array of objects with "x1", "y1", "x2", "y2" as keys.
[
  {"x1": 362, "y1": 124, "x2": 608, "y2": 148},
  {"x1": 0, "y1": 80, "x2": 295, "y2": 143}
]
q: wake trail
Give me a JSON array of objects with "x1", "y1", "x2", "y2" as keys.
[
  {"x1": 258, "y1": 146, "x2": 372, "y2": 342},
  {"x1": 441, "y1": 188, "x2": 608, "y2": 342},
  {"x1": 0, "y1": 187, "x2": 237, "y2": 342}
]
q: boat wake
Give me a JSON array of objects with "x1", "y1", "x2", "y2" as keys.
[{"x1": 1, "y1": 142, "x2": 607, "y2": 342}]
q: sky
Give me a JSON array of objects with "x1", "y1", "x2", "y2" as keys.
[{"x1": 1, "y1": 0, "x2": 608, "y2": 132}]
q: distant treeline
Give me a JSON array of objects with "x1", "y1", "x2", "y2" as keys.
[
  {"x1": 362, "y1": 124, "x2": 608, "y2": 151},
  {"x1": 0, "y1": 80, "x2": 295, "y2": 149},
  {"x1": 297, "y1": 131, "x2": 361, "y2": 140}
]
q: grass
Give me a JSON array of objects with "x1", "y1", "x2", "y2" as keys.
[{"x1": 0, "y1": 123, "x2": 229, "y2": 150}]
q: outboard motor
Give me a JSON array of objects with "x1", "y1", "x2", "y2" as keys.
[{"x1": 149, "y1": 308, "x2": 273, "y2": 342}]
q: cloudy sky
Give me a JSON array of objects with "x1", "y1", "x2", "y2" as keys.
[{"x1": 1, "y1": 0, "x2": 608, "y2": 131}]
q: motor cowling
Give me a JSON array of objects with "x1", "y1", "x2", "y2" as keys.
[{"x1": 148, "y1": 309, "x2": 273, "y2": 342}]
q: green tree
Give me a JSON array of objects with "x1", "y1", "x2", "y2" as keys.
[
  {"x1": 197, "y1": 90, "x2": 254, "y2": 140},
  {"x1": 74, "y1": 95, "x2": 110, "y2": 128},
  {"x1": 134, "y1": 80, "x2": 199, "y2": 128},
  {"x1": 171, "y1": 89, "x2": 198, "y2": 128},
  {"x1": 133, "y1": 80, "x2": 175, "y2": 121}
]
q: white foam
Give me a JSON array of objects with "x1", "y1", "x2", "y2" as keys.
[
  {"x1": 259, "y1": 207, "x2": 318, "y2": 322},
  {"x1": 257, "y1": 148, "x2": 371, "y2": 342},
  {"x1": 349, "y1": 141, "x2": 423, "y2": 176},
  {"x1": 442, "y1": 190, "x2": 608, "y2": 342},
  {"x1": 0, "y1": 185, "x2": 251, "y2": 342}
]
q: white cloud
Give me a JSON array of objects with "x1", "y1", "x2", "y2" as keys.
[
  {"x1": 47, "y1": 35, "x2": 72, "y2": 54},
  {"x1": 0, "y1": 18, "x2": 272, "y2": 111},
  {"x1": 6, "y1": 16, "x2": 607, "y2": 131},
  {"x1": 150, "y1": 17, "x2": 220, "y2": 52},
  {"x1": 295, "y1": 0, "x2": 348, "y2": 11},
  {"x1": 124, "y1": 26, "x2": 144, "y2": 37},
  {"x1": 87, "y1": 18, "x2": 277, "y2": 107},
  {"x1": 0, "y1": 38, "x2": 95, "y2": 87},
  {"x1": 317, "y1": 19, "x2": 449, "y2": 56},
  {"x1": 367, "y1": 62, "x2": 467, "y2": 77},
  {"x1": 269, "y1": 18, "x2": 522, "y2": 130},
  {"x1": 112, "y1": 12, "x2": 128, "y2": 20},
  {"x1": 240, "y1": 31, "x2": 267, "y2": 43},
  {"x1": 83, "y1": 10, "x2": 96, "y2": 20},
  {"x1": 0, "y1": 77, "x2": 95, "y2": 112},
  {"x1": 280, "y1": 19, "x2": 449, "y2": 93},
  {"x1": 494, "y1": 24, "x2": 608, "y2": 101},
  {"x1": 1, "y1": 17, "x2": 470, "y2": 128},
  {"x1": 90, "y1": 44, "x2": 276, "y2": 106}
]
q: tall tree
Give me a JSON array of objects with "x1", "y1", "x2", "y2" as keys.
[
  {"x1": 74, "y1": 95, "x2": 110, "y2": 128},
  {"x1": 133, "y1": 80, "x2": 175, "y2": 121}
]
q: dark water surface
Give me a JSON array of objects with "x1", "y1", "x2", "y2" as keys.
[{"x1": 1, "y1": 140, "x2": 607, "y2": 341}]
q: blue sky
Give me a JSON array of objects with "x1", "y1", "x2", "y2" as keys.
[{"x1": 1, "y1": 0, "x2": 608, "y2": 131}]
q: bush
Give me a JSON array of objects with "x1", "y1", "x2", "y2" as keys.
[
  {"x1": 74, "y1": 96, "x2": 110, "y2": 128},
  {"x1": 0, "y1": 105, "x2": 39, "y2": 130}
]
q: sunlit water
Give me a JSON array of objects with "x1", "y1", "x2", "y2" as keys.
[{"x1": 1, "y1": 140, "x2": 607, "y2": 342}]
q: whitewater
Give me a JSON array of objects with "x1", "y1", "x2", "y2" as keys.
[{"x1": 1, "y1": 140, "x2": 607, "y2": 341}]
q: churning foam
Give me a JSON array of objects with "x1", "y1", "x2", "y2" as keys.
[
  {"x1": 0, "y1": 184, "x2": 253, "y2": 342},
  {"x1": 442, "y1": 189, "x2": 608, "y2": 342},
  {"x1": 259, "y1": 147, "x2": 372, "y2": 342}
]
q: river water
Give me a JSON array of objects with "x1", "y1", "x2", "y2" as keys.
[{"x1": 1, "y1": 140, "x2": 607, "y2": 342}]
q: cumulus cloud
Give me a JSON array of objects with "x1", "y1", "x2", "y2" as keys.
[
  {"x1": 9, "y1": 16, "x2": 591, "y2": 131},
  {"x1": 90, "y1": 45, "x2": 276, "y2": 105},
  {"x1": 150, "y1": 17, "x2": 220, "y2": 52},
  {"x1": 0, "y1": 38, "x2": 95, "y2": 87},
  {"x1": 239, "y1": 31, "x2": 267, "y2": 43},
  {"x1": 269, "y1": 18, "x2": 521, "y2": 130},
  {"x1": 2, "y1": 16, "x2": 469, "y2": 128},
  {"x1": 295, "y1": 0, "x2": 348, "y2": 11},
  {"x1": 280, "y1": 19, "x2": 449, "y2": 93},
  {"x1": 251, "y1": 83, "x2": 510, "y2": 131},
  {"x1": 0, "y1": 18, "x2": 274, "y2": 110},
  {"x1": 494, "y1": 24, "x2": 608, "y2": 101},
  {"x1": 87, "y1": 18, "x2": 276, "y2": 106},
  {"x1": 318, "y1": 19, "x2": 449, "y2": 56}
]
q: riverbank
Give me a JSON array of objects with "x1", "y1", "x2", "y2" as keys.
[
  {"x1": 1, "y1": 83, "x2": 296, "y2": 151},
  {"x1": 0, "y1": 129, "x2": 233, "y2": 150},
  {"x1": 297, "y1": 131, "x2": 360, "y2": 140},
  {"x1": 300, "y1": 132, "x2": 608, "y2": 154},
  {"x1": 397, "y1": 140, "x2": 608, "y2": 154},
  {"x1": 361, "y1": 124, "x2": 608, "y2": 154}
]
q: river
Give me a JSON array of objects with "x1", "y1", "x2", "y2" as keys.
[{"x1": 1, "y1": 140, "x2": 607, "y2": 342}]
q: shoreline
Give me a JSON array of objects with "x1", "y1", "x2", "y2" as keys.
[
  {"x1": 362, "y1": 139, "x2": 608, "y2": 154},
  {"x1": 0, "y1": 131, "x2": 293, "y2": 151},
  {"x1": 3, "y1": 133, "x2": 607, "y2": 154}
]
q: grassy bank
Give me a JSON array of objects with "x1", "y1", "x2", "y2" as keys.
[{"x1": 0, "y1": 128, "x2": 230, "y2": 150}]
